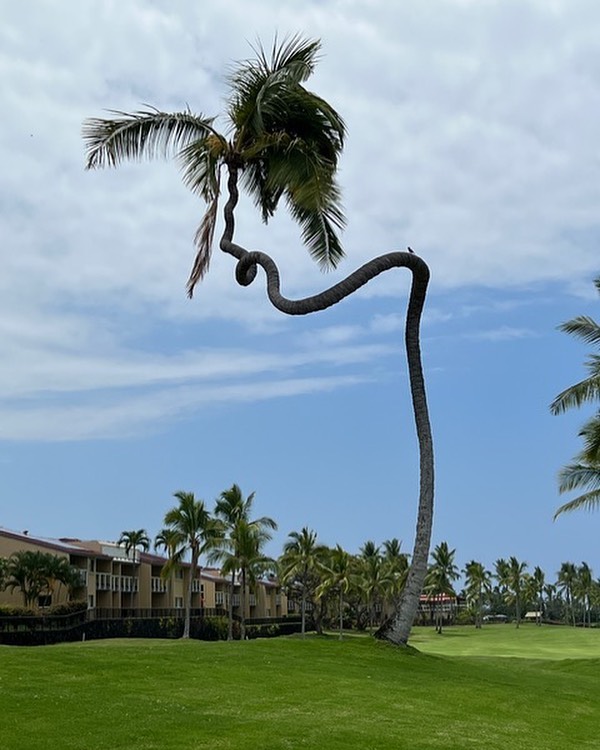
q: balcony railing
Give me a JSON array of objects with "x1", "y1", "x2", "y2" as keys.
[{"x1": 151, "y1": 577, "x2": 167, "y2": 593}]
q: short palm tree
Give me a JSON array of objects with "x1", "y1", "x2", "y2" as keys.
[
  {"x1": 211, "y1": 484, "x2": 277, "y2": 640},
  {"x1": 279, "y1": 527, "x2": 327, "y2": 637},
  {"x1": 84, "y1": 35, "x2": 434, "y2": 647},
  {"x1": 5, "y1": 551, "x2": 49, "y2": 607},
  {"x1": 117, "y1": 529, "x2": 150, "y2": 610},
  {"x1": 163, "y1": 491, "x2": 222, "y2": 638}
]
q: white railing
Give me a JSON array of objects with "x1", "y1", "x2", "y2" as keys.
[
  {"x1": 248, "y1": 595, "x2": 257, "y2": 606},
  {"x1": 191, "y1": 579, "x2": 204, "y2": 593},
  {"x1": 215, "y1": 591, "x2": 226, "y2": 606},
  {"x1": 152, "y1": 577, "x2": 167, "y2": 593},
  {"x1": 96, "y1": 573, "x2": 111, "y2": 591}
]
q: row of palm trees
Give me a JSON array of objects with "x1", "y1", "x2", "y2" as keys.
[{"x1": 119, "y1": 485, "x2": 278, "y2": 640}]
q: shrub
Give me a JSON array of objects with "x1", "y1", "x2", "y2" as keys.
[{"x1": 48, "y1": 601, "x2": 87, "y2": 617}]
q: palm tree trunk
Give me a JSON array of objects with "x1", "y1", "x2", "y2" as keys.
[
  {"x1": 240, "y1": 568, "x2": 247, "y2": 640},
  {"x1": 228, "y1": 571, "x2": 235, "y2": 641},
  {"x1": 183, "y1": 549, "x2": 198, "y2": 639},
  {"x1": 301, "y1": 585, "x2": 306, "y2": 638},
  {"x1": 339, "y1": 589, "x2": 343, "y2": 641},
  {"x1": 220, "y1": 164, "x2": 434, "y2": 648}
]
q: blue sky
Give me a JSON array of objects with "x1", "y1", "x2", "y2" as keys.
[{"x1": 1, "y1": 0, "x2": 599, "y2": 583}]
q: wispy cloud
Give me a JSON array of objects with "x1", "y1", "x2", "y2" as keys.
[
  {"x1": 0, "y1": 375, "x2": 371, "y2": 442},
  {"x1": 462, "y1": 326, "x2": 537, "y2": 342}
]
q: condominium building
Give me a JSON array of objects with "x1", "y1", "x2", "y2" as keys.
[{"x1": 0, "y1": 527, "x2": 286, "y2": 619}]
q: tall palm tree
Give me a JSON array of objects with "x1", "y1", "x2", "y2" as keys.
[
  {"x1": 463, "y1": 560, "x2": 492, "y2": 629},
  {"x1": 154, "y1": 527, "x2": 181, "y2": 608},
  {"x1": 551, "y1": 276, "x2": 600, "y2": 517},
  {"x1": 424, "y1": 542, "x2": 459, "y2": 633},
  {"x1": 495, "y1": 556, "x2": 528, "y2": 628},
  {"x1": 279, "y1": 527, "x2": 327, "y2": 638},
  {"x1": 557, "y1": 561, "x2": 577, "y2": 627},
  {"x1": 381, "y1": 539, "x2": 410, "y2": 611},
  {"x1": 230, "y1": 519, "x2": 275, "y2": 640},
  {"x1": 117, "y1": 529, "x2": 150, "y2": 611},
  {"x1": 357, "y1": 541, "x2": 391, "y2": 632},
  {"x1": 211, "y1": 484, "x2": 277, "y2": 640},
  {"x1": 163, "y1": 491, "x2": 222, "y2": 638},
  {"x1": 318, "y1": 545, "x2": 353, "y2": 640},
  {"x1": 574, "y1": 562, "x2": 594, "y2": 627},
  {"x1": 529, "y1": 565, "x2": 545, "y2": 626},
  {"x1": 83, "y1": 35, "x2": 433, "y2": 647}
]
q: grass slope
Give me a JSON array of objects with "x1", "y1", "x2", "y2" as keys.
[{"x1": 1, "y1": 626, "x2": 598, "y2": 750}]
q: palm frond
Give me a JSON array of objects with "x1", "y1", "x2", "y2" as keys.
[
  {"x1": 550, "y1": 374, "x2": 600, "y2": 413},
  {"x1": 83, "y1": 108, "x2": 217, "y2": 169},
  {"x1": 554, "y1": 489, "x2": 600, "y2": 519},
  {"x1": 288, "y1": 199, "x2": 345, "y2": 269},
  {"x1": 578, "y1": 413, "x2": 600, "y2": 462},
  {"x1": 558, "y1": 315, "x2": 600, "y2": 346},
  {"x1": 186, "y1": 172, "x2": 222, "y2": 296},
  {"x1": 558, "y1": 462, "x2": 600, "y2": 494}
]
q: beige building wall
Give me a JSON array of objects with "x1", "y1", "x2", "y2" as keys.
[{"x1": 0, "y1": 529, "x2": 287, "y2": 619}]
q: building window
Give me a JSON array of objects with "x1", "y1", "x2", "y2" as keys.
[
  {"x1": 175, "y1": 597, "x2": 184, "y2": 609},
  {"x1": 38, "y1": 595, "x2": 52, "y2": 608}
]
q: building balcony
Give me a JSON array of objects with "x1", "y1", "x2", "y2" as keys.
[{"x1": 151, "y1": 577, "x2": 167, "y2": 593}]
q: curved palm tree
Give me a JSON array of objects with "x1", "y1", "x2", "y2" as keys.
[
  {"x1": 117, "y1": 529, "x2": 150, "y2": 611},
  {"x1": 211, "y1": 484, "x2": 277, "y2": 640},
  {"x1": 279, "y1": 527, "x2": 327, "y2": 637},
  {"x1": 163, "y1": 491, "x2": 222, "y2": 638},
  {"x1": 83, "y1": 35, "x2": 433, "y2": 647}
]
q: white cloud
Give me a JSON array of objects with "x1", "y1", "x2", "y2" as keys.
[
  {"x1": 0, "y1": 375, "x2": 370, "y2": 442},
  {"x1": 2, "y1": 0, "x2": 598, "y2": 442}
]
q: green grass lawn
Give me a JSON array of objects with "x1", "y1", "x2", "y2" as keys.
[{"x1": 1, "y1": 625, "x2": 598, "y2": 750}]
